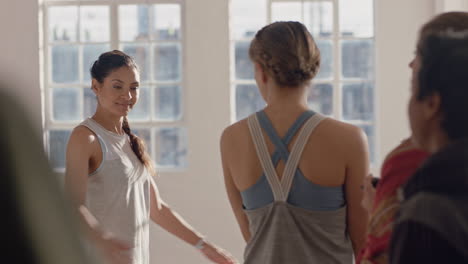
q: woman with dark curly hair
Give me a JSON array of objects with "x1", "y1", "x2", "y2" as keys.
[{"x1": 389, "y1": 12, "x2": 468, "y2": 264}]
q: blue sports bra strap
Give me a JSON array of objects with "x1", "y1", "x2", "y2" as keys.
[
  {"x1": 283, "y1": 110, "x2": 315, "y2": 144},
  {"x1": 248, "y1": 114, "x2": 286, "y2": 200},
  {"x1": 257, "y1": 110, "x2": 315, "y2": 163},
  {"x1": 281, "y1": 114, "x2": 326, "y2": 195},
  {"x1": 256, "y1": 111, "x2": 289, "y2": 161}
]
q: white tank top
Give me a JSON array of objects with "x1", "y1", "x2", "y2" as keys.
[{"x1": 80, "y1": 118, "x2": 152, "y2": 264}]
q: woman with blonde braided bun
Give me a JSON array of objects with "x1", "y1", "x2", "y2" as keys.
[
  {"x1": 221, "y1": 21, "x2": 369, "y2": 263},
  {"x1": 65, "y1": 50, "x2": 237, "y2": 264}
]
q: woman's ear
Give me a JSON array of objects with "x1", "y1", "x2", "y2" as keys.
[
  {"x1": 91, "y1": 79, "x2": 100, "y2": 95},
  {"x1": 254, "y1": 62, "x2": 268, "y2": 84},
  {"x1": 422, "y1": 93, "x2": 441, "y2": 121}
]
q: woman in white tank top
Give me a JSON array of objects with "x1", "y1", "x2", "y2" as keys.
[{"x1": 65, "y1": 50, "x2": 236, "y2": 264}]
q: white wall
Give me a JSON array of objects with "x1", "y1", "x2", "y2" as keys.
[
  {"x1": 149, "y1": 0, "x2": 244, "y2": 263},
  {"x1": 375, "y1": 0, "x2": 435, "y2": 166},
  {"x1": 0, "y1": 0, "x2": 448, "y2": 263},
  {"x1": 0, "y1": 0, "x2": 43, "y2": 133},
  {"x1": 435, "y1": 0, "x2": 468, "y2": 12}
]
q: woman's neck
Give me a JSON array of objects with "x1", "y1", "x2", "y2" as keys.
[
  {"x1": 264, "y1": 83, "x2": 309, "y2": 114},
  {"x1": 91, "y1": 108, "x2": 125, "y2": 135}
]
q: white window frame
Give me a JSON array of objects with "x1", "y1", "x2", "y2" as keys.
[
  {"x1": 41, "y1": 0, "x2": 187, "y2": 173},
  {"x1": 230, "y1": 0, "x2": 378, "y2": 163}
]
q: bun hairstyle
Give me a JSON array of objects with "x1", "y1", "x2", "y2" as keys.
[
  {"x1": 418, "y1": 29, "x2": 468, "y2": 141},
  {"x1": 90, "y1": 50, "x2": 138, "y2": 83},
  {"x1": 249, "y1": 21, "x2": 321, "y2": 88},
  {"x1": 90, "y1": 50, "x2": 155, "y2": 176}
]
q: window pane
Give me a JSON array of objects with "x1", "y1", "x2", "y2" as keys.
[
  {"x1": 51, "y1": 45, "x2": 79, "y2": 83},
  {"x1": 231, "y1": 0, "x2": 267, "y2": 39},
  {"x1": 154, "y1": 85, "x2": 181, "y2": 121},
  {"x1": 342, "y1": 82, "x2": 374, "y2": 121},
  {"x1": 48, "y1": 6, "x2": 78, "y2": 42},
  {"x1": 154, "y1": 44, "x2": 181, "y2": 81},
  {"x1": 304, "y1": 2, "x2": 333, "y2": 38},
  {"x1": 128, "y1": 87, "x2": 150, "y2": 121},
  {"x1": 308, "y1": 83, "x2": 333, "y2": 115},
  {"x1": 152, "y1": 4, "x2": 180, "y2": 41},
  {"x1": 119, "y1": 5, "x2": 149, "y2": 41},
  {"x1": 122, "y1": 44, "x2": 150, "y2": 82},
  {"x1": 271, "y1": 2, "x2": 302, "y2": 22},
  {"x1": 80, "y1": 6, "x2": 110, "y2": 42},
  {"x1": 155, "y1": 127, "x2": 187, "y2": 168},
  {"x1": 83, "y1": 44, "x2": 110, "y2": 82},
  {"x1": 133, "y1": 128, "x2": 152, "y2": 157},
  {"x1": 235, "y1": 84, "x2": 265, "y2": 121},
  {"x1": 83, "y1": 87, "x2": 96, "y2": 118},
  {"x1": 357, "y1": 124, "x2": 375, "y2": 163},
  {"x1": 340, "y1": 0, "x2": 374, "y2": 37},
  {"x1": 49, "y1": 130, "x2": 72, "y2": 169},
  {"x1": 52, "y1": 87, "x2": 80, "y2": 121},
  {"x1": 341, "y1": 40, "x2": 374, "y2": 79},
  {"x1": 316, "y1": 40, "x2": 333, "y2": 80},
  {"x1": 235, "y1": 41, "x2": 254, "y2": 80}
]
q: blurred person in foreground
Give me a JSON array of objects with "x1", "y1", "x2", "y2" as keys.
[
  {"x1": 359, "y1": 12, "x2": 468, "y2": 264},
  {"x1": 389, "y1": 12, "x2": 468, "y2": 263},
  {"x1": 0, "y1": 86, "x2": 100, "y2": 264}
]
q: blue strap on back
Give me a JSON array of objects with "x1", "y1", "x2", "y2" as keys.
[
  {"x1": 256, "y1": 110, "x2": 315, "y2": 168},
  {"x1": 242, "y1": 110, "x2": 345, "y2": 211}
]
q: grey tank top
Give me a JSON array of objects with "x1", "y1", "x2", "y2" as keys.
[
  {"x1": 80, "y1": 118, "x2": 152, "y2": 264},
  {"x1": 244, "y1": 113, "x2": 353, "y2": 264}
]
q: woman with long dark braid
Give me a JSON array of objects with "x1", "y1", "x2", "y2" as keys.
[{"x1": 65, "y1": 50, "x2": 236, "y2": 264}]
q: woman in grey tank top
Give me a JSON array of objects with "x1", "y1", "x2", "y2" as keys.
[
  {"x1": 65, "y1": 50, "x2": 236, "y2": 264},
  {"x1": 221, "y1": 22, "x2": 369, "y2": 263}
]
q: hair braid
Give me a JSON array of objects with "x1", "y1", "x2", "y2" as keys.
[{"x1": 122, "y1": 117, "x2": 155, "y2": 176}]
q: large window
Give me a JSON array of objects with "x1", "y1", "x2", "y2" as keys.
[
  {"x1": 230, "y1": 0, "x2": 376, "y2": 161},
  {"x1": 42, "y1": 0, "x2": 187, "y2": 171}
]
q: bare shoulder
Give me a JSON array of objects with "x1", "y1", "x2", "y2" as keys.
[
  {"x1": 319, "y1": 118, "x2": 369, "y2": 171},
  {"x1": 318, "y1": 117, "x2": 369, "y2": 162},
  {"x1": 220, "y1": 118, "x2": 249, "y2": 148},
  {"x1": 70, "y1": 125, "x2": 96, "y2": 142},
  {"x1": 68, "y1": 125, "x2": 99, "y2": 152},
  {"x1": 320, "y1": 118, "x2": 367, "y2": 143}
]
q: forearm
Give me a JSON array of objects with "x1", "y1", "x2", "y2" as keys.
[
  {"x1": 347, "y1": 208, "x2": 368, "y2": 254},
  {"x1": 151, "y1": 202, "x2": 203, "y2": 246}
]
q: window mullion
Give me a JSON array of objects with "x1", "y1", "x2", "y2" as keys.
[
  {"x1": 44, "y1": 6, "x2": 51, "y2": 128},
  {"x1": 148, "y1": 4, "x2": 157, "y2": 122},
  {"x1": 110, "y1": 2, "x2": 119, "y2": 50},
  {"x1": 267, "y1": 0, "x2": 272, "y2": 23},
  {"x1": 332, "y1": 0, "x2": 341, "y2": 120},
  {"x1": 78, "y1": 46, "x2": 85, "y2": 120}
]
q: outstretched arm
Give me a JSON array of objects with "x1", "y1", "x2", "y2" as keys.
[{"x1": 149, "y1": 181, "x2": 237, "y2": 264}]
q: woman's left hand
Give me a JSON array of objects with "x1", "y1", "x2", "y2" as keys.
[{"x1": 200, "y1": 242, "x2": 238, "y2": 264}]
